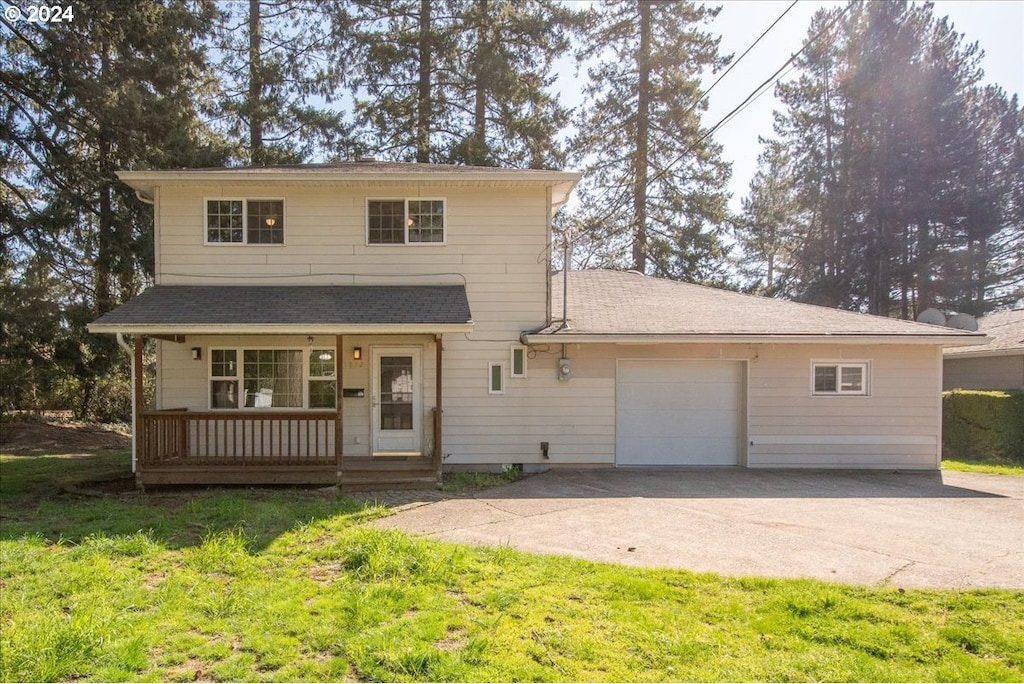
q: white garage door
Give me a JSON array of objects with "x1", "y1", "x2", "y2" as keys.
[{"x1": 616, "y1": 360, "x2": 743, "y2": 466}]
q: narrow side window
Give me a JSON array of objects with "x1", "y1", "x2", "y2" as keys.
[
  {"x1": 510, "y1": 345, "x2": 527, "y2": 378},
  {"x1": 488, "y1": 362, "x2": 505, "y2": 395}
]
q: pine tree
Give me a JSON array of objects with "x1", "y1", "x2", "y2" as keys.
[
  {"x1": 770, "y1": 1, "x2": 1022, "y2": 315},
  {"x1": 210, "y1": 0, "x2": 353, "y2": 164},
  {"x1": 347, "y1": 0, "x2": 584, "y2": 166},
  {"x1": 570, "y1": 0, "x2": 732, "y2": 282},
  {"x1": 1, "y1": 0, "x2": 225, "y2": 416},
  {"x1": 734, "y1": 139, "x2": 796, "y2": 294}
]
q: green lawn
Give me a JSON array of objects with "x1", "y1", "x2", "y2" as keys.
[
  {"x1": 943, "y1": 459, "x2": 1024, "y2": 476},
  {"x1": 2, "y1": 450, "x2": 1023, "y2": 682}
]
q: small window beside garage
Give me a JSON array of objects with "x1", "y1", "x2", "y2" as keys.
[
  {"x1": 488, "y1": 362, "x2": 505, "y2": 395},
  {"x1": 812, "y1": 362, "x2": 868, "y2": 396},
  {"x1": 510, "y1": 345, "x2": 527, "y2": 378}
]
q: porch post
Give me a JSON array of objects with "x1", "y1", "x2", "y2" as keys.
[
  {"x1": 133, "y1": 336, "x2": 145, "y2": 482},
  {"x1": 335, "y1": 334, "x2": 344, "y2": 482},
  {"x1": 434, "y1": 334, "x2": 443, "y2": 481}
]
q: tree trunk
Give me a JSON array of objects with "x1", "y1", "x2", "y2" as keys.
[
  {"x1": 249, "y1": 0, "x2": 264, "y2": 164},
  {"x1": 471, "y1": 0, "x2": 489, "y2": 164},
  {"x1": 416, "y1": 0, "x2": 432, "y2": 163},
  {"x1": 95, "y1": 45, "x2": 113, "y2": 315},
  {"x1": 631, "y1": 0, "x2": 651, "y2": 274}
]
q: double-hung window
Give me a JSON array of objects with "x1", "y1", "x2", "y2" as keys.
[
  {"x1": 209, "y1": 348, "x2": 334, "y2": 409},
  {"x1": 367, "y1": 198, "x2": 445, "y2": 244},
  {"x1": 206, "y1": 199, "x2": 284, "y2": 244},
  {"x1": 812, "y1": 362, "x2": 869, "y2": 396}
]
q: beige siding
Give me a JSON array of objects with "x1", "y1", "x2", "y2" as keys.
[
  {"x1": 444, "y1": 342, "x2": 942, "y2": 470},
  {"x1": 156, "y1": 184, "x2": 549, "y2": 335},
  {"x1": 943, "y1": 355, "x2": 1024, "y2": 391},
  {"x1": 747, "y1": 344, "x2": 940, "y2": 469}
]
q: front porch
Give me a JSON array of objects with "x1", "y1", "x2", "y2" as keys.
[
  {"x1": 87, "y1": 283, "x2": 473, "y2": 490},
  {"x1": 129, "y1": 331, "x2": 446, "y2": 490}
]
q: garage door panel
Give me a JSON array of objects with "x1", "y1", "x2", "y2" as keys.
[
  {"x1": 622, "y1": 437, "x2": 739, "y2": 466},
  {"x1": 618, "y1": 361, "x2": 741, "y2": 384},
  {"x1": 617, "y1": 381, "x2": 739, "y2": 409},
  {"x1": 617, "y1": 360, "x2": 743, "y2": 466},
  {"x1": 616, "y1": 409, "x2": 739, "y2": 438}
]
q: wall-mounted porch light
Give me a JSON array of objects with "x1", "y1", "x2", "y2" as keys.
[
  {"x1": 191, "y1": 347, "x2": 202, "y2": 361},
  {"x1": 353, "y1": 347, "x2": 362, "y2": 360}
]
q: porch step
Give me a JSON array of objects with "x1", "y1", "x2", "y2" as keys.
[
  {"x1": 339, "y1": 467, "x2": 438, "y2": 492},
  {"x1": 339, "y1": 458, "x2": 437, "y2": 491}
]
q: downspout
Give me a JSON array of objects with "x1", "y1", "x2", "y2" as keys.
[
  {"x1": 562, "y1": 237, "x2": 569, "y2": 330},
  {"x1": 116, "y1": 333, "x2": 137, "y2": 473},
  {"x1": 134, "y1": 189, "x2": 154, "y2": 205}
]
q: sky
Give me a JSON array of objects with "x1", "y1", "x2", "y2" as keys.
[{"x1": 703, "y1": 0, "x2": 1024, "y2": 213}]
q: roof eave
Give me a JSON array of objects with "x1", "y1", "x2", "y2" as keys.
[
  {"x1": 89, "y1": 322, "x2": 474, "y2": 336},
  {"x1": 118, "y1": 169, "x2": 582, "y2": 200},
  {"x1": 521, "y1": 332, "x2": 988, "y2": 346},
  {"x1": 943, "y1": 346, "x2": 1024, "y2": 359}
]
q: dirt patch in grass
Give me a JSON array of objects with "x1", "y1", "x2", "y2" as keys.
[{"x1": 0, "y1": 416, "x2": 129, "y2": 456}]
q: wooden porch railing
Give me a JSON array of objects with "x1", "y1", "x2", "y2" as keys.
[{"x1": 139, "y1": 410, "x2": 337, "y2": 467}]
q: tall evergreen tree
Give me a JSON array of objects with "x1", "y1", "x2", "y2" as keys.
[
  {"x1": 347, "y1": 0, "x2": 583, "y2": 167},
  {"x1": 734, "y1": 138, "x2": 796, "y2": 294},
  {"x1": 772, "y1": 1, "x2": 1023, "y2": 315},
  {"x1": 1, "y1": 0, "x2": 225, "y2": 416},
  {"x1": 570, "y1": 0, "x2": 732, "y2": 281},
  {"x1": 211, "y1": 0, "x2": 354, "y2": 164}
]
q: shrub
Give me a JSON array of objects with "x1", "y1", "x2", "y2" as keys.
[{"x1": 943, "y1": 390, "x2": 1024, "y2": 464}]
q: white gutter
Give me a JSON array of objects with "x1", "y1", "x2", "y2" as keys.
[
  {"x1": 90, "y1": 322, "x2": 474, "y2": 335},
  {"x1": 521, "y1": 332, "x2": 989, "y2": 347},
  {"x1": 116, "y1": 333, "x2": 137, "y2": 473}
]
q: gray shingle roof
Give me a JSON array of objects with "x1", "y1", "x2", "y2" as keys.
[
  {"x1": 536, "y1": 270, "x2": 983, "y2": 339},
  {"x1": 944, "y1": 309, "x2": 1024, "y2": 356},
  {"x1": 90, "y1": 285, "x2": 472, "y2": 329}
]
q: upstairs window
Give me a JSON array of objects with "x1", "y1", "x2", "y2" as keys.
[
  {"x1": 206, "y1": 199, "x2": 284, "y2": 244},
  {"x1": 812, "y1": 362, "x2": 868, "y2": 396},
  {"x1": 367, "y1": 198, "x2": 446, "y2": 245}
]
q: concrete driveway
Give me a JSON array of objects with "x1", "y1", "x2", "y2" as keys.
[{"x1": 371, "y1": 469, "x2": 1024, "y2": 589}]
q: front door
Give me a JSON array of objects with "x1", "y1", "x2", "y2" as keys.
[{"x1": 372, "y1": 347, "x2": 422, "y2": 456}]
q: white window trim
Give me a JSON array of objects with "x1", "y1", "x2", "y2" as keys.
[
  {"x1": 308, "y1": 348, "x2": 337, "y2": 410},
  {"x1": 810, "y1": 360, "x2": 870, "y2": 396},
  {"x1": 209, "y1": 346, "x2": 330, "y2": 410},
  {"x1": 203, "y1": 197, "x2": 287, "y2": 247},
  {"x1": 488, "y1": 361, "x2": 505, "y2": 395},
  {"x1": 510, "y1": 345, "x2": 527, "y2": 379},
  {"x1": 365, "y1": 197, "x2": 447, "y2": 246}
]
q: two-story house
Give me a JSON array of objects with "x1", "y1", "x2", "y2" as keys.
[{"x1": 90, "y1": 161, "x2": 983, "y2": 488}]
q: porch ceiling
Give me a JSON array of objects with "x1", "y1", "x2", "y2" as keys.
[{"x1": 88, "y1": 284, "x2": 473, "y2": 335}]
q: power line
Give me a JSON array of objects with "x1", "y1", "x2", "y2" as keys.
[
  {"x1": 567, "y1": 0, "x2": 858, "y2": 259},
  {"x1": 695, "y1": 0, "x2": 799, "y2": 110},
  {"x1": 567, "y1": 0, "x2": 803, "y2": 249}
]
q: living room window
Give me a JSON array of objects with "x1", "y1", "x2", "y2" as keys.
[
  {"x1": 812, "y1": 362, "x2": 869, "y2": 396},
  {"x1": 367, "y1": 198, "x2": 446, "y2": 245},
  {"x1": 210, "y1": 348, "x2": 328, "y2": 409},
  {"x1": 206, "y1": 199, "x2": 284, "y2": 244}
]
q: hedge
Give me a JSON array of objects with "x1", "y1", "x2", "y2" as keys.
[{"x1": 943, "y1": 390, "x2": 1024, "y2": 464}]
